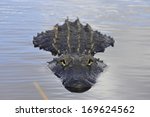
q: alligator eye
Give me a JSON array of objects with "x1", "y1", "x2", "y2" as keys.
[
  {"x1": 60, "y1": 59, "x2": 66, "y2": 66},
  {"x1": 88, "y1": 59, "x2": 93, "y2": 66}
]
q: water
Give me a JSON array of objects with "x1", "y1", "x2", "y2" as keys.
[{"x1": 0, "y1": 0, "x2": 150, "y2": 99}]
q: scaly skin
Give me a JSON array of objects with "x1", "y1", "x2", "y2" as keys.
[{"x1": 33, "y1": 18, "x2": 114, "y2": 93}]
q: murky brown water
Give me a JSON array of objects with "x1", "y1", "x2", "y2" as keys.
[{"x1": 0, "y1": 0, "x2": 150, "y2": 99}]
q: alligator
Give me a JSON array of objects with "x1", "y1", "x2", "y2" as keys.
[{"x1": 33, "y1": 18, "x2": 114, "y2": 93}]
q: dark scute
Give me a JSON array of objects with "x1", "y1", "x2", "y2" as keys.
[
  {"x1": 33, "y1": 30, "x2": 59, "y2": 55},
  {"x1": 93, "y1": 31, "x2": 114, "y2": 53}
]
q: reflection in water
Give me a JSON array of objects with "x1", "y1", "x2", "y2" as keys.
[{"x1": 0, "y1": 0, "x2": 150, "y2": 99}]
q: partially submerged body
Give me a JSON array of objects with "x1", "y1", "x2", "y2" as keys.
[{"x1": 33, "y1": 18, "x2": 114, "y2": 93}]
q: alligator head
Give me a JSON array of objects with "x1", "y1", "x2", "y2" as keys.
[{"x1": 48, "y1": 54, "x2": 106, "y2": 92}]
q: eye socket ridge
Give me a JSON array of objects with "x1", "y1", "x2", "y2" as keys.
[
  {"x1": 87, "y1": 59, "x2": 93, "y2": 66},
  {"x1": 60, "y1": 59, "x2": 66, "y2": 66}
]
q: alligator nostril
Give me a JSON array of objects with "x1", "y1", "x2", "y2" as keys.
[{"x1": 74, "y1": 83, "x2": 83, "y2": 89}]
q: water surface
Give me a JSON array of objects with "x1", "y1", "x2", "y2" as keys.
[{"x1": 0, "y1": 0, "x2": 150, "y2": 99}]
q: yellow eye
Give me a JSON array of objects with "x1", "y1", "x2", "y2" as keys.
[
  {"x1": 60, "y1": 59, "x2": 66, "y2": 66},
  {"x1": 88, "y1": 59, "x2": 93, "y2": 66}
]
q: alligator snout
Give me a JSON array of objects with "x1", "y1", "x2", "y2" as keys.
[{"x1": 63, "y1": 79, "x2": 92, "y2": 93}]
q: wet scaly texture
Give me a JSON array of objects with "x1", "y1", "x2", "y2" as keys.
[{"x1": 33, "y1": 18, "x2": 114, "y2": 93}]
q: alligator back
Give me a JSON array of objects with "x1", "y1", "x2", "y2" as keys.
[{"x1": 33, "y1": 18, "x2": 114, "y2": 56}]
